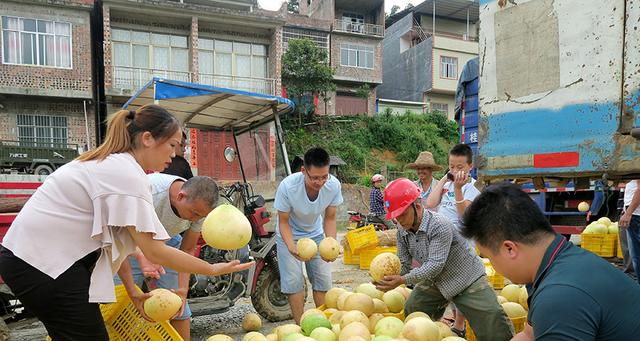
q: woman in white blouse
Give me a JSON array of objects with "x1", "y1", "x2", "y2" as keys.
[{"x1": 0, "y1": 104, "x2": 253, "y2": 340}]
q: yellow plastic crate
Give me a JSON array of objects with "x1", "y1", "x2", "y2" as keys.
[
  {"x1": 343, "y1": 247, "x2": 360, "y2": 265},
  {"x1": 345, "y1": 225, "x2": 379, "y2": 253},
  {"x1": 47, "y1": 285, "x2": 182, "y2": 341},
  {"x1": 359, "y1": 247, "x2": 398, "y2": 270},
  {"x1": 582, "y1": 233, "x2": 617, "y2": 257},
  {"x1": 483, "y1": 259, "x2": 505, "y2": 289},
  {"x1": 617, "y1": 234, "x2": 623, "y2": 258},
  {"x1": 101, "y1": 285, "x2": 183, "y2": 341},
  {"x1": 466, "y1": 316, "x2": 527, "y2": 341}
]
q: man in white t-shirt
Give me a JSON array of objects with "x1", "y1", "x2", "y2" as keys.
[
  {"x1": 274, "y1": 147, "x2": 343, "y2": 324},
  {"x1": 425, "y1": 143, "x2": 480, "y2": 337},
  {"x1": 621, "y1": 180, "x2": 640, "y2": 285},
  {"x1": 117, "y1": 174, "x2": 218, "y2": 341}
]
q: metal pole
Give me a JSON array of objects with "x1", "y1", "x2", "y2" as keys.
[
  {"x1": 432, "y1": 0, "x2": 436, "y2": 36},
  {"x1": 273, "y1": 105, "x2": 291, "y2": 175},
  {"x1": 232, "y1": 128, "x2": 248, "y2": 183},
  {"x1": 466, "y1": 7, "x2": 470, "y2": 40},
  {"x1": 83, "y1": 100, "x2": 91, "y2": 151}
]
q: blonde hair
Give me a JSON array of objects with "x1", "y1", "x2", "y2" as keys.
[{"x1": 78, "y1": 104, "x2": 180, "y2": 162}]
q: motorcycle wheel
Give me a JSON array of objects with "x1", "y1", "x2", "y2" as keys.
[{"x1": 251, "y1": 265, "x2": 307, "y2": 322}]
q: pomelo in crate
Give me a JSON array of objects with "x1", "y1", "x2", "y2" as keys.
[
  {"x1": 143, "y1": 288, "x2": 182, "y2": 322},
  {"x1": 202, "y1": 204, "x2": 251, "y2": 250}
]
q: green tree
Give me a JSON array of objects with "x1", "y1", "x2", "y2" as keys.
[
  {"x1": 287, "y1": 0, "x2": 299, "y2": 13},
  {"x1": 282, "y1": 38, "x2": 336, "y2": 123},
  {"x1": 389, "y1": 4, "x2": 400, "y2": 15}
]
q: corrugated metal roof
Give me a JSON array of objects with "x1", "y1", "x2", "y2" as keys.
[{"x1": 387, "y1": 0, "x2": 479, "y2": 27}]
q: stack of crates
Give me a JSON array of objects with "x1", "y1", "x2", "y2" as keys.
[
  {"x1": 343, "y1": 225, "x2": 383, "y2": 269},
  {"x1": 483, "y1": 258, "x2": 505, "y2": 289},
  {"x1": 581, "y1": 233, "x2": 617, "y2": 257}
]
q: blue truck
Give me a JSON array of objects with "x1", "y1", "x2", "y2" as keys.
[{"x1": 454, "y1": 0, "x2": 640, "y2": 235}]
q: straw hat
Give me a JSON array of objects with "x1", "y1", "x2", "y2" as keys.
[{"x1": 406, "y1": 151, "x2": 443, "y2": 171}]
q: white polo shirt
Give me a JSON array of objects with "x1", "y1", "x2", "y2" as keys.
[{"x1": 2, "y1": 153, "x2": 169, "y2": 302}]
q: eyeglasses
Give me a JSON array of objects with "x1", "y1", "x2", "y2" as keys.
[{"x1": 305, "y1": 173, "x2": 329, "y2": 183}]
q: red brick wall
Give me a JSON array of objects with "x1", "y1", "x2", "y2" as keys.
[{"x1": 0, "y1": 1, "x2": 93, "y2": 98}]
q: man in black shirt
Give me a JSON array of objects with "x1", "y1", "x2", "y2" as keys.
[{"x1": 163, "y1": 131, "x2": 193, "y2": 179}]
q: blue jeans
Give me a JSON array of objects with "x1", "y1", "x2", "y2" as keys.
[
  {"x1": 625, "y1": 215, "x2": 640, "y2": 285},
  {"x1": 114, "y1": 234, "x2": 192, "y2": 320}
]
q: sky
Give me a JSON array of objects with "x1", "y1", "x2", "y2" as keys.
[{"x1": 257, "y1": 0, "x2": 421, "y2": 12}]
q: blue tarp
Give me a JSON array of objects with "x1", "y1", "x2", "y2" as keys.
[{"x1": 123, "y1": 78, "x2": 295, "y2": 130}]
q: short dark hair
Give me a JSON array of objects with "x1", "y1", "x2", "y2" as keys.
[
  {"x1": 461, "y1": 182, "x2": 554, "y2": 252},
  {"x1": 303, "y1": 147, "x2": 330, "y2": 168},
  {"x1": 449, "y1": 143, "x2": 473, "y2": 164},
  {"x1": 182, "y1": 176, "x2": 219, "y2": 208}
]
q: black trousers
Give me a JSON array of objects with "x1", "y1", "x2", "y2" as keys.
[{"x1": 0, "y1": 247, "x2": 108, "y2": 341}]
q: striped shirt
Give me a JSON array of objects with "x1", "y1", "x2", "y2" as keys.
[{"x1": 397, "y1": 210, "x2": 485, "y2": 300}]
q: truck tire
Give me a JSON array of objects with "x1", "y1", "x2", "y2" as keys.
[
  {"x1": 33, "y1": 164, "x2": 53, "y2": 175},
  {"x1": 251, "y1": 264, "x2": 308, "y2": 322}
]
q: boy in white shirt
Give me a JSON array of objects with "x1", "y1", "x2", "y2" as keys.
[{"x1": 426, "y1": 143, "x2": 480, "y2": 337}]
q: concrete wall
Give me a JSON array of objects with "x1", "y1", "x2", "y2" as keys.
[
  {"x1": 331, "y1": 34, "x2": 383, "y2": 84},
  {"x1": 0, "y1": 96, "x2": 97, "y2": 151},
  {"x1": 377, "y1": 100, "x2": 426, "y2": 115},
  {"x1": 378, "y1": 14, "x2": 433, "y2": 102},
  {"x1": 308, "y1": 0, "x2": 334, "y2": 21},
  {"x1": 424, "y1": 93, "x2": 455, "y2": 120},
  {"x1": 431, "y1": 36, "x2": 478, "y2": 92},
  {"x1": 0, "y1": 1, "x2": 93, "y2": 99},
  {"x1": 420, "y1": 15, "x2": 478, "y2": 40}
]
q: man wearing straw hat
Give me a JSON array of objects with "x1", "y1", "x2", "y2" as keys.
[{"x1": 406, "y1": 151, "x2": 442, "y2": 209}]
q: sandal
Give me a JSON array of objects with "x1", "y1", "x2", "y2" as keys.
[{"x1": 451, "y1": 326, "x2": 466, "y2": 338}]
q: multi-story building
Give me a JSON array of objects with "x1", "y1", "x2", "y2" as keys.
[
  {"x1": 378, "y1": 0, "x2": 478, "y2": 119},
  {"x1": 0, "y1": 0, "x2": 98, "y2": 155},
  {"x1": 287, "y1": 0, "x2": 385, "y2": 116},
  {"x1": 102, "y1": 0, "x2": 286, "y2": 113}
]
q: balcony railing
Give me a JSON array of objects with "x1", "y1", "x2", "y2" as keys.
[
  {"x1": 112, "y1": 66, "x2": 191, "y2": 91},
  {"x1": 333, "y1": 19, "x2": 384, "y2": 37},
  {"x1": 111, "y1": 67, "x2": 276, "y2": 95},
  {"x1": 199, "y1": 73, "x2": 276, "y2": 95}
]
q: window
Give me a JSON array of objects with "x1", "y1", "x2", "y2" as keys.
[
  {"x1": 2, "y1": 16, "x2": 72, "y2": 68},
  {"x1": 111, "y1": 29, "x2": 189, "y2": 88},
  {"x1": 431, "y1": 103, "x2": 449, "y2": 114},
  {"x1": 282, "y1": 27, "x2": 329, "y2": 55},
  {"x1": 17, "y1": 114, "x2": 68, "y2": 147},
  {"x1": 198, "y1": 38, "x2": 268, "y2": 93},
  {"x1": 340, "y1": 44, "x2": 373, "y2": 69},
  {"x1": 440, "y1": 56, "x2": 458, "y2": 79}
]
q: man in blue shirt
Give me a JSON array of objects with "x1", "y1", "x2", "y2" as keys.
[
  {"x1": 274, "y1": 147, "x2": 343, "y2": 323},
  {"x1": 462, "y1": 183, "x2": 640, "y2": 340}
]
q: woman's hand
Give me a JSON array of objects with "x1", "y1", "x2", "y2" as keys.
[
  {"x1": 129, "y1": 290, "x2": 154, "y2": 322},
  {"x1": 211, "y1": 260, "x2": 255, "y2": 276}
]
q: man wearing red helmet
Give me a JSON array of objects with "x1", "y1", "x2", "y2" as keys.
[{"x1": 375, "y1": 178, "x2": 513, "y2": 340}]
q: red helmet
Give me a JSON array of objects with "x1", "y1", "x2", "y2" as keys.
[
  {"x1": 383, "y1": 178, "x2": 421, "y2": 220},
  {"x1": 371, "y1": 174, "x2": 384, "y2": 183}
]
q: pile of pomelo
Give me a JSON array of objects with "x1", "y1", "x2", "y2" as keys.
[{"x1": 582, "y1": 217, "x2": 618, "y2": 235}]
